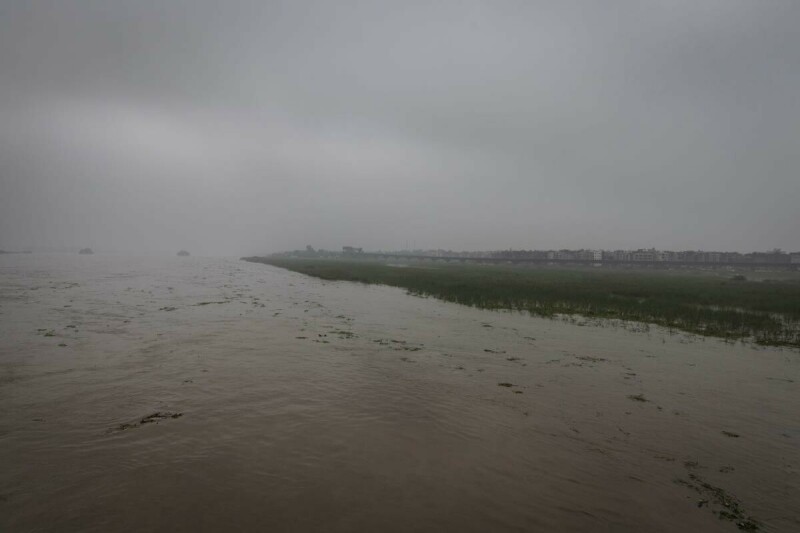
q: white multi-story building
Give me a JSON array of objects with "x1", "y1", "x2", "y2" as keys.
[{"x1": 632, "y1": 249, "x2": 657, "y2": 261}]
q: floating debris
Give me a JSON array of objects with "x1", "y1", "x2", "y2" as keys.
[
  {"x1": 575, "y1": 355, "x2": 607, "y2": 363},
  {"x1": 140, "y1": 412, "x2": 182, "y2": 424},
  {"x1": 765, "y1": 377, "x2": 794, "y2": 383},
  {"x1": 110, "y1": 412, "x2": 183, "y2": 433},
  {"x1": 675, "y1": 473, "x2": 760, "y2": 531}
]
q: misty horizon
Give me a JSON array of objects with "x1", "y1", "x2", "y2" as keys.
[
  {"x1": 6, "y1": 243, "x2": 800, "y2": 258},
  {"x1": 2, "y1": 1, "x2": 799, "y2": 256}
]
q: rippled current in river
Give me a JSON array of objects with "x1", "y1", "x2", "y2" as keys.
[{"x1": 1, "y1": 255, "x2": 798, "y2": 532}]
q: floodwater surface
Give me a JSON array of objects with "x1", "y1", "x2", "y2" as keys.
[{"x1": 1, "y1": 255, "x2": 798, "y2": 532}]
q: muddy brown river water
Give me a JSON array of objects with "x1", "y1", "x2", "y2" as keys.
[{"x1": 1, "y1": 255, "x2": 798, "y2": 532}]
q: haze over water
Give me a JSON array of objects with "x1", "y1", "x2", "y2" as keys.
[{"x1": 1, "y1": 254, "x2": 797, "y2": 532}]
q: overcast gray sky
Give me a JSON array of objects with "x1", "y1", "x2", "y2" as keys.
[{"x1": 1, "y1": 1, "x2": 798, "y2": 255}]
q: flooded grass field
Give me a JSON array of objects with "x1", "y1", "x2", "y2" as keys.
[
  {"x1": 249, "y1": 258, "x2": 800, "y2": 348},
  {"x1": 1, "y1": 255, "x2": 798, "y2": 532}
]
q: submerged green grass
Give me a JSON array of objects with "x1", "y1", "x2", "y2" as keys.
[{"x1": 248, "y1": 258, "x2": 800, "y2": 348}]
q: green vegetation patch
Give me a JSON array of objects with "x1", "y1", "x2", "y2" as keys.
[{"x1": 246, "y1": 258, "x2": 800, "y2": 348}]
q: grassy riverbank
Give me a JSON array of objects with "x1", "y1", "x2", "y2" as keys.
[{"x1": 245, "y1": 257, "x2": 800, "y2": 348}]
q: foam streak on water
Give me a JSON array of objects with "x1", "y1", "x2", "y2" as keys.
[{"x1": 1, "y1": 255, "x2": 798, "y2": 532}]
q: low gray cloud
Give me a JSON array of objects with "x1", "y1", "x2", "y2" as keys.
[{"x1": 1, "y1": 0, "x2": 798, "y2": 255}]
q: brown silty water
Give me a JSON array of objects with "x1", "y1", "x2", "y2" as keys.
[{"x1": 0, "y1": 254, "x2": 798, "y2": 532}]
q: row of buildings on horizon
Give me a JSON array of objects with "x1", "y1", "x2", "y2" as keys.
[
  {"x1": 409, "y1": 248, "x2": 800, "y2": 265},
  {"x1": 286, "y1": 246, "x2": 800, "y2": 266}
]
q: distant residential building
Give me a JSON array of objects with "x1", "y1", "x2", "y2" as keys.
[
  {"x1": 607, "y1": 250, "x2": 630, "y2": 261},
  {"x1": 556, "y1": 250, "x2": 576, "y2": 260},
  {"x1": 632, "y1": 249, "x2": 656, "y2": 262},
  {"x1": 747, "y1": 250, "x2": 789, "y2": 264}
]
